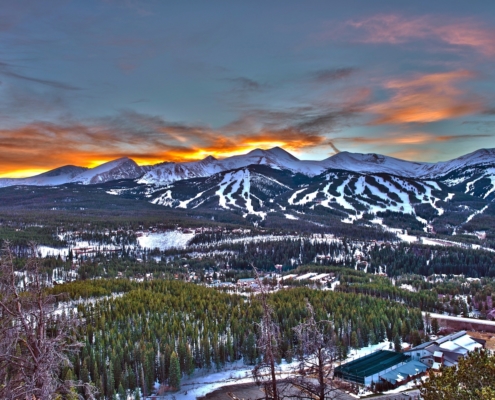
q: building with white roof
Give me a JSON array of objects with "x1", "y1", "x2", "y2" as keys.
[{"x1": 404, "y1": 330, "x2": 484, "y2": 369}]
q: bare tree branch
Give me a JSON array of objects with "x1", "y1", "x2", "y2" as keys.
[
  {"x1": 288, "y1": 300, "x2": 342, "y2": 400},
  {"x1": 252, "y1": 266, "x2": 284, "y2": 400},
  {"x1": 0, "y1": 241, "x2": 96, "y2": 400}
]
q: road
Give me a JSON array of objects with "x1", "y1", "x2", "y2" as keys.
[{"x1": 424, "y1": 312, "x2": 495, "y2": 327}]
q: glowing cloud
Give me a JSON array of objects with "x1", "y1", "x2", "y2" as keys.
[
  {"x1": 345, "y1": 14, "x2": 495, "y2": 56},
  {"x1": 388, "y1": 148, "x2": 438, "y2": 162},
  {"x1": 337, "y1": 132, "x2": 491, "y2": 146},
  {"x1": 367, "y1": 70, "x2": 482, "y2": 125}
]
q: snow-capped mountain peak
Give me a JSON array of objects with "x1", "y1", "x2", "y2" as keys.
[
  {"x1": 71, "y1": 157, "x2": 145, "y2": 184},
  {"x1": 202, "y1": 155, "x2": 217, "y2": 163},
  {"x1": 0, "y1": 165, "x2": 88, "y2": 188}
]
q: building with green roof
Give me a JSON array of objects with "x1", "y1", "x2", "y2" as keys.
[{"x1": 334, "y1": 350, "x2": 409, "y2": 386}]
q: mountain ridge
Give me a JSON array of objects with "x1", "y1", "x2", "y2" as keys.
[{"x1": 0, "y1": 146, "x2": 494, "y2": 188}]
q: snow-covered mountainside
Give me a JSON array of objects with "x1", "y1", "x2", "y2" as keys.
[
  {"x1": 429, "y1": 148, "x2": 495, "y2": 177},
  {"x1": 70, "y1": 157, "x2": 146, "y2": 184},
  {"x1": 0, "y1": 165, "x2": 88, "y2": 187},
  {"x1": 145, "y1": 166, "x2": 454, "y2": 223},
  {"x1": 149, "y1": 166, "x2": 293, "y2": 220},
  {"x1": 321, "y1": 152, "x2": 432, "y2": 177},
  {"x1": 320, "y1": 148, "x2": 495, "y2": 179}
]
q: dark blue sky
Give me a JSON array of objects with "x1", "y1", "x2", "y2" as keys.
[{"x1": 1, "y1": 0, "x2": 495, "y2": 176}]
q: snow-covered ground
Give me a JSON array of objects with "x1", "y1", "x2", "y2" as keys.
[
  {"x1": 38, "y1": 245, "x2": 69, "y2": 258},
  {"x1": 38, "y1": 231, "x2": 196, "y2": 258},
  {"x1": 421, "y1": 237, "x2": 495, "y2": 253},
  {"x1": 399, "y1": 284, "x2": 416, "y2": 292},
  {"x1": 160, "y1": 358, "x2": 304, "y2": 400},
  {"x1": 345, "y1": 340, "x2": 392, "y2": 362},
  {"x1": 155, "y1": 339, "x2": 398, "y2": 400},
  {"x1": 137, "y1": 231, "x2": 195, "y2": 250},
  {"x1": 37, "y1": 242, "x2": 121, "y2": 259}
]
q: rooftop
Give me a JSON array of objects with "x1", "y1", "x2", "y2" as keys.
[
  {"x1": 380, "y1": 360, "x2": 428, "y2": 384},
  {"x1": 335, "y1": 350, "x2": 408, "y2": 380}
]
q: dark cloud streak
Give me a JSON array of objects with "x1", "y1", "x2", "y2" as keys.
[
  {"x1": 312, "y1": 67, "x2": 356, "y2": 83},
  {"x1": 1, "y1": 70, "x2": 82, "y2": 91}
]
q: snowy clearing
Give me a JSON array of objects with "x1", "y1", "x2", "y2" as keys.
[{"x1": 137, "y1": 231, "x2": 195, "y2": 250}]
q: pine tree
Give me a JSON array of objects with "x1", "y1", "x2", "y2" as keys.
[
  {"x1": 350, "y1": 331, "x2": 359, "y2": 348},
  {"x1": 118, "y1": 383, "x2": 126, "y2": 400},
  {"x1": 169, "y1": 351, "x2": 181, "y2": 390},
  {"x1": 244, "y1": 332, "x2": 257, "y2": 365},
  {"x1": 394, "y1": 334, "x2": 401, "y2": 352},
  {"x1": 185, "y1": 344, "x2": 195, "y2": 376},
  {"x1": 410, "y1": 330, "x2": 422, "y2": 346},
  {"x1": 421, "y1": 349, "x2": 495, "y2": 399},
  {"x1": 431, "y1": 318, "x2": 440, "y2": 335}
]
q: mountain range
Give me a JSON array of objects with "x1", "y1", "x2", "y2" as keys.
[
  {"x1": 1, "y1": 147, "x2": 494, "y2": 238},
  {"x1": 2, "y1": 147, "x2": 495, "y2": 187}
]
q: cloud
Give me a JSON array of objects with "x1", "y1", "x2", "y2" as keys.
[
  {"x1": 312, "y1": 67, "x2": 356, "y2": 83},
  {"x1": 296, "y1": 106, "x2": 362, "y2": 132},
  {"x1": 367, "y1": 70, "x2": 482, "y2": 125},
  {"x1": 0, "y1": 100, "x2": 489, "y2": 176},
  {"x1": 337, "y1": 132, "x2": 492, "y2": 146},
  {"x1": 461, "y1": 120, "x2": 495, "y2": 132},
  {"x1": 389, "y1": 148, "x2": 438, "y2": 162},
  {"x1": 346, "y1": 14, "x2": 430, "y2": 44},
  {"x1": 343, "y1": 14, "x2": 495, "y2": 56},
  {"x1": 0, "y1": 62, "x2": 81, "y2": 90},
  {"x1": 328, "y1": 131, "x2": 493, "y2": 162},
  {"x1": 228, "y1": 77, "x2": 265, "y2": 92}
]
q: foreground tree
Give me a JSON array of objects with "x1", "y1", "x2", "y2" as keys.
[
  {"x1": 421, "y1": 348, "x2": 495, "y2": 400},
  {"x1": 252, "y1": 267, "x2": 283, "y2": 400},
  {"x1": 289, "y1": 300, "x2": 341, "y2": 400},
  {"x1": 0, "y1": 243, "x2": 94, "y2": 400}
]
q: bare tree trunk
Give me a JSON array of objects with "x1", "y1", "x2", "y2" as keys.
[
  {"x1": 141, "y1": 363, "x2": 147, "y2": 397},
  {"x1": 290, "y1": 300, "x2": 341, "y2": 400},
  {"x1": 252, "y1": 266, "x2": 280, "y2": 400}
]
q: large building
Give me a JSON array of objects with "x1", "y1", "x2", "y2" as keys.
[
  {"x1": 334, "y1": 350, "x2": 410, "y2": 386},
  {"x1": 403, "y1": 330, "x2": 485, "y2": 369}
]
